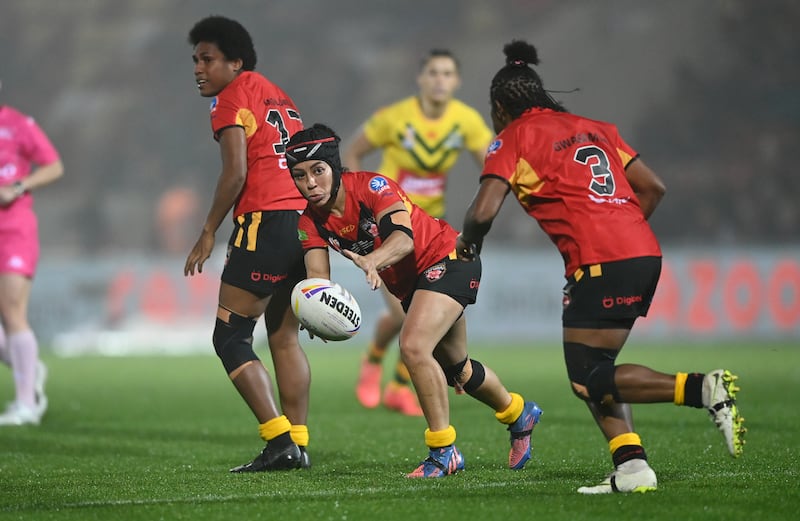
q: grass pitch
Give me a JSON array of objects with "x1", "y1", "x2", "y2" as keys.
[{"x1": 1, "y1": 341, "x2": 798, "y2": 520}]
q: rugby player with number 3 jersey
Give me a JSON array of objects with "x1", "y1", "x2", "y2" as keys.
[{"x1": 457, "y1": 40, "x2": 745, "y2": 494}]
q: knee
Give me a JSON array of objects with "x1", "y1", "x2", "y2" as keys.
[
  {"x1": 564, "y1": 341, "x2": 620, "y2": 403},
  {"x1": 443, "y1": 357, "x2": 486, "y2": 393},
  {"x1": 398, "y1": 342, "x2": 421, "y2": 366},
  {"x1": 213, "y1": 313, "x2": 259, "y2": 374}
]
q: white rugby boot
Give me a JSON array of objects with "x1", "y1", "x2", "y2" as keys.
[
  {"x1": 702, "y1": 369, "x2": 745, "y2": 457},
  {"x1": 34, "y1": 360, "x2": 48, "y2": 418},
  {"x1": 578, "y1": 459, "x2": 657, "y2": 494},
  {"x1": 0, "y1": 401, "x2": 42, "y2": 426}
]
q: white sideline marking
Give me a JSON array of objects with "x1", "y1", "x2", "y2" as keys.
[{"x1": 58, "y1": 480, "x2": 517, "y2": 509}]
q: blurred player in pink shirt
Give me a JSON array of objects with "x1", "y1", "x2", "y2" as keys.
[{"x1": 0, "y1": 80, "x2": 64, "y2": 426}]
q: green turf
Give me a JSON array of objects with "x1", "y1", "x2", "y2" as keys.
[{"x1": 1, "y1": 341, "x2": 798, "y2": 520}]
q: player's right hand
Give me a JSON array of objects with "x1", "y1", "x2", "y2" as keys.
[{"x1": 184, "y1": 230, "x2": 215, "y2": 276}]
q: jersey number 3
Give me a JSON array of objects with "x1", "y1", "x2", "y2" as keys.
[{"x1": 574, "y1": 145, "x2": 615, "y2": 196}]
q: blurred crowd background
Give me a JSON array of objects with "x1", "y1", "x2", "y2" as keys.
[{"x1": 2, "y1": 0, "x2": 798, "y2": 256}]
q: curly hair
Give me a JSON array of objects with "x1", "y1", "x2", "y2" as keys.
[
  {"x1": 188, "y1": 16, "x2": 257, "y2": 71},
  {"x1": 490, "y1": 40, "x2": 566, "y2": 118}
]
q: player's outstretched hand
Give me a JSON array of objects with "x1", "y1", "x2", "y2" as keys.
[{"x1": 342, "y1": 249, "x2": 382, "y2": 290}]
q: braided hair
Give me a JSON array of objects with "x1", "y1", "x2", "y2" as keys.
[{"x1": 490, "y1": 40, "x2": 566, "y2": 119}]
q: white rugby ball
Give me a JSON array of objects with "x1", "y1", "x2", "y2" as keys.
[{"x1": 291, "y1": 278, "x2": 361, "y2": 341}]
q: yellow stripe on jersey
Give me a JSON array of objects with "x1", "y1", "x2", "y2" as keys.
[
  {"x1": 234, "y1": 214, "x2": 246, "y2": 248},
  {"x1": 236, "y1": 108, "x2": 258, "y2": 138},
  {"x1": 617, "y1": 147, "x2": 634, "y2": 167},
  {"x1": 232, "y1": 212, "x2": 262, "y2": 250},
  {"x1": 510, "y1": 157, "x2": 545, "y2": 204},
  {"x1": 246, "y1": 211, "x2": 262, "y2": 251}
]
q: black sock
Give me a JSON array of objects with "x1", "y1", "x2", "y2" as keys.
[{"x1": 684, "y1": 373, "x2": 704, "y2": 408}]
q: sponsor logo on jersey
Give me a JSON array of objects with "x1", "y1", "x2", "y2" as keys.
[
  {"x1": 0, "y1": 164, "x2": 18, "y2": 180},
  {"x1": 602, "y1": 294, "x2": 644, "y2": 309},
  {"x1": 209, "y1": 97, "x2": 218, "y2": 113},
  {"x1": 424, "y1": 262, "x2": 446, "y2": 282},
  {"x1": 7, "y1": 256, "x2": 27, "y2": 270},
  {"x1": 298, "y1": 229, "x2": 308, "y2": 241},
  {"x1": 368, "y1": 176, "x2": 389, "y2": 193},
  {"x1": 359, "y1": 218, "x2": 379, "y2": 238},
  {"x1": 487, "y1": 138, "x2": 503, "y2": 155},
  {"x1": 250, "y1": 271, "x2": 288, "y2": 284}
]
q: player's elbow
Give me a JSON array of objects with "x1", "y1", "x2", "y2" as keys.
[
  {"x1": 651, "y1": 178, "x2": 666, "y2": 201},
  {"x1": 49, "y1": 160, "x2": 65, "y2": 180}
]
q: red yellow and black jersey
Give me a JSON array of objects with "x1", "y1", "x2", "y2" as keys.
[
  {"x1": 362, "y1": 96, "x2": 492, "y2": 218},
  {"x1": 483, "y1": 108, "x2": 661, "y2": 277},
  {"x1": 209, "y1": 71, "x2": 305, "y2": 217},
  {"x1": 298, "y1": 171, "x2": 458, "y2": 300}
]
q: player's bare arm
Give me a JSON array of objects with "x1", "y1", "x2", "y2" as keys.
[
  {"x1": 304, "y1": 248, "x2": 332, "y2": 280},
  {"x1": 184, "y1": 126, "x2": 248, "y2": 276},
  {"x1": 0, "y1": 160, "x2": 64, "y2": 207},
  {"x1": 624, "y1": 158, "x2": 666, "y2": 220},
  {"x1": 343, "y1": 202, "x2": 413, "y2": 290},
  {"x1": 458, "y1": 176, "x2": 510, "y2": 258}
]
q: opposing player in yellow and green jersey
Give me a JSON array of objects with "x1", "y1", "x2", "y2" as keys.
[{"x1": 344, "y1": 49, "x2": 493, "y2": 416}]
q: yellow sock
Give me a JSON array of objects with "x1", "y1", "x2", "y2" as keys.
[
  {"x1": 394, "y1": 360, "x2": 411, "y2": 384},
  {"x1": 495, "y1": 392, "x2": 524, "y2": 424},
  {"x1": 609, "y1": 432, "x2": 642, "y2": 454},
  {"x1": 367, "y1": 342, "x2": 385, "y2": 363},
  {"x1": 290, "y1": 424, "x2": 309, "y2": 447},
  {"x1": 674, "y1": 372, "x2": 688, "y2": 405},
  {"x1": 424, "y1": 426, "x2": 456, "y2": 449},
  {"x1": 258, "y1": 415, "x2": 291, "y2": 442}
]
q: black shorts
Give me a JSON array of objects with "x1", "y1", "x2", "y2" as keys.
[
  {"x1": 401, "y1": 254, "x2": 481, "y2": 311},
  {"x1": 221, "y1": 210, "x2": 306, "y2": 297},
  {"x1": 561, "y1": 256, "x2": 661, "y2": 329}
]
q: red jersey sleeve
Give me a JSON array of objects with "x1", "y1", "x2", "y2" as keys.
[
  {"x1": 611, "y1": 129, "x2": 639, "y2": 169},
  {"x1": 298, "y1": 211, "x2": 328, "y2": 250},
  {"x1": 482, "y1": 134, "x2": 518, "y2": 184},
  {"x1": 20, "y1": 117, "x2": 60, "y2": 166}
]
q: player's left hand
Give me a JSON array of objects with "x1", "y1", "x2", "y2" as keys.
[
  {"x1": 342, "y1": 249, "x2": 382, "y2": 290},
  {"x1": 184, "y1": 230, "x2": 215, "y2": 276},
  {"x1": 0, "y1": 185, "x2": 18, "y2": 207},
  {"x1": 455, "y1": 234, "x2": 478, "y2": 262}
]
